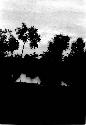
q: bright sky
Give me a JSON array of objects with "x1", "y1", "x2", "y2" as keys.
[
  {"x1": 0, "y1": 0, "x2": 86, "y2": 55},
  {"x1": 0, "y1": 0, "x2": 86, "y2": 39},
  {"x1": 37, "y1": 0, "x2": 85, "y2": 10},
  {"x1": 0, "y1": 0, "x2": 86, "y2": 12}
]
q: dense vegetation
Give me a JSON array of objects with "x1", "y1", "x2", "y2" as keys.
[
  {"x1": 0, "y1": 22, "x2": 85, "y2": 88},
  {"x1": 0, "y1": 28, "x2": 19, "y2": 56}
]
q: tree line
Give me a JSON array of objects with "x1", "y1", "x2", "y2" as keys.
[
  {"x1": 0, "y1": 22, "x2": 86, "y2": 88},
  {"x1": 0, "y1": 22, "x2": 41, "y2": 58}
]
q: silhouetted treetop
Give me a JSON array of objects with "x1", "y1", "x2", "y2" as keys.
[
  {"x1": 46, "y1": 33, "x2": 70, "y2": 63},
  {"x1": 15, "y1": 23, "x2": 41, "y2": 49},
  {"x1": 15, "y1": 22, "x2": 29, "y2": 42},
  {"x1": 28, "y1": 26, "x2": 41, "y2": 49},
  {"x1": 0, "y1": 28, "x2": 19, "y2": 56},
  {"x1": 71, "y1": 37, "x2": 85, "y2": 56}
]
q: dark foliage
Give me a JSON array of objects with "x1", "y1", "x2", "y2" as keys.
[
  {"x1": 46, "y1": 33, "x2": 70, "y2": 64},
  {"x1": 0, "y1": 22, "x2": 86, "y2": 88},
  {"x1": 39, "y1": 33, "x2": 85, "y2": 88},
  {"x1": 28, "y1": 26, "x2": 41, "y2": 49},
  {"x1": 7, "y1": 34, "x2": 19, "y2": 53},
  {"x1": 15, "y1": 23, "x2": 41, "y2": 50},
  {"x1": 15, "y1": 22, "x2": 29, "y2": 43},
  {"x1": 0, "y1": 29, "x2": 8, "y2": 54},
  {"x1": 62, "y1": 37, "x2": 85, "y2": 88},
  {"x1": 51, "y1": 34, "x2": 70, "y2": 51},
  {"x1": 0, "y1": 28, "x2": 19, "y2": 57},
  {"x1": 71, "y1": 37, "x2": 85, "y2": 55},
  {"x1": 36, "y1": 33, "x2": 71, "y2": 86}
]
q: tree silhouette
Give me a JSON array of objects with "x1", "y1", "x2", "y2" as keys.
[
  {"x1": 15, "y1": 22, "x2": 28, "y2": 41},
  {"x1": 28, "y1": 26, "x2": 41, "y2": 49},
  {"x1": 15, "y1": 23, "x2": 41, "y2": 54},
  {"x1": 0, "y1": 28, "x2": 19, "y2": 57},
  {"x1": 0, "y1": 29, "x2": 10, "y2": 57},
  {"x1": 15, "y1": 22, "x2": 29, "y2": 53},
  {"x1": 68, "y1": 37, "x2": 85, "y2": 88},
  {"x1": 7, "y1": 34, "x2": 19, "y2": 53},
  {"x1": 71, "y1": 37, "x2": 85, "y2": 56},
  {"x1": 47, "y1": 33, "x2": 70, "y2": 63}
]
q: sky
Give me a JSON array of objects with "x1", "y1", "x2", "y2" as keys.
[{"x1": 0, "y1": 0, "x2": 86, "y2": 39}]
